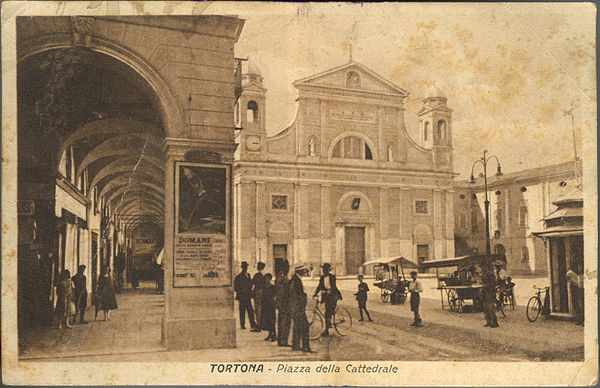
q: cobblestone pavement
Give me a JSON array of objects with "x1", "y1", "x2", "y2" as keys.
[{"x1": 18, "y1": 276, "x2": 583, "y2": 362}]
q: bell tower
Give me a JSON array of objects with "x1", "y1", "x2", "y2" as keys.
[
  {"x1": 235, "y1": 62, "x2": 267, "y2": 161},
  {"x1": 417, "y1": 85, "x2": 453, "y2": 170}
]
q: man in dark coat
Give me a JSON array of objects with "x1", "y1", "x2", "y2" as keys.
[
  {"x1": 289, "y1": 265, "x2": 312, "y2": 352},
  {"x1": 72, "y1": 265, "x2": 88, "y2": 324},
  {"x1": 261, "y1": 273, "x2": 277, "y2": 341},
  {"x1": 481, "y1": 261, "x2": 499, "y2": 328},
  {"x1": 312, "y1": 263, "x2": 342, "y2": 337},
  {"x1": 275, "y1": 260, "x2": 291, "y2": 346},
  {"x1": 234, "y1": 261, "x2": 259, "y2": 331},
  {"x1": 252, "y1": 262, "x2": 266, "y2": 331}
]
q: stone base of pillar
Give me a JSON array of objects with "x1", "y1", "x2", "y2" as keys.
[{"x1": 163, "y1": 318, "x2": 236, "y2": 350}]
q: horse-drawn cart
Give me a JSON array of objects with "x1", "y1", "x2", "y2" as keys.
[
  {"x1": 362, "y1": 257, "x2": 418, "y2": 305},
  {"x1": 420, "y1": 254, "x2": 509, "y2": 314}
]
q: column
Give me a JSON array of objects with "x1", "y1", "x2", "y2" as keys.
[
  {"x1": 296, "y1": 183, "x2": 310, "y2": 267},
  {"x1": 379, "y1": 187, "x2": 389, "y2": 257},
  {"x1": 255, "y1": 181, "x2": 267, "y2": 265},
  {"x1": 320, "y1": 184, "x2": 332, "y2": 266},
  {"x1": 433, "y1": 189, "x2": 444, "y2": 260},
  {"x1": 445, "y1": 190, "x2": 455, "y2": 257},
  {"x1": 162, "y1": 139, "x2": 236, "y2": 350}
]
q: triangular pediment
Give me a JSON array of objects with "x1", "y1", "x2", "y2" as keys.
[
  {"x1": 293, "y1": 61, "x2": 409, "y2": 97},
  {"x1": 242, "y1": 80, "x2": 267, "y2": 93},
  {"x1": 417, "y1": 104, "x2": 453, "y2": 116}
]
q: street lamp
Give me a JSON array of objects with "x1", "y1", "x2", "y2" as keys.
[{"x1": 470, "y1": 150, "x2": 502, "y2": 258}]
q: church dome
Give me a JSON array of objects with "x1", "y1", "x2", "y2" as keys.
[{"x1": 425, "y1": 85, "x2": 446, "y2": 99}]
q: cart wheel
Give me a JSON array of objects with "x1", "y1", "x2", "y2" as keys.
[
  {"x1": 496, "y1": 290, "x2": 507, "y2": 317},
  {"x1": 398, "y1": 292, "x2": 407, "y2": 304},
  {"x1": 447, "y1": 289, "x2": 459, "y2": 312},
  {"x1": 381, "y1": 289, "x2": 390, "y2": 303},
  {"x1": 450, "y1": 296, "x2": 462, "y2": 312}
]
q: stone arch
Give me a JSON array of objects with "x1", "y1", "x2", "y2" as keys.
[
  {"x1": 336, "y1": 191, "x2": 373, "y2": 212},
  {"x1": 18, "y1": 36, "x2": 186, "y2": 138},
  {"x1": 76, "y1": 133, "x2": 164, "y2": 178},
  {"x1": 414, "y1": 223, "x2": 432, "y2": 239}
]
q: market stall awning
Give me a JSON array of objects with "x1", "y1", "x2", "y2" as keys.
[
  {"x1": 363, "y1": 256, "x2": 418, "y2": 268},
  {"x1": 532, "y1": 225, "x2": 583, "y2": 238},
  {"x1": 420, "y1": 254, "x2": 506, "y2": 269}
]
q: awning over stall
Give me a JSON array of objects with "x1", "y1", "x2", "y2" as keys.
[{"x1": 420, "y1": 254, "x2": 507, "y2": 269}]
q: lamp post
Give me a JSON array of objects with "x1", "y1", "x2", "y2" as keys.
[{"x1": 470, "y1": 150, "x2": 502, "y2": 258}]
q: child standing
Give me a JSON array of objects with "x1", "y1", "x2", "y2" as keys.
[{"x1": 355, "y1": 275, "x2": 372, "y2": 322}]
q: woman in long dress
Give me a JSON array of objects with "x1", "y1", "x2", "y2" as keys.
[
  {"x1": 95, "y1": 266, "x2": 118, "y2": 320},
  {"x1": 55, "y1": 269, "x2": 74, "y2": 329}
]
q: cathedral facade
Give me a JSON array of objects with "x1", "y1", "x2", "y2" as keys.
[{"x1": 233, "y1": 61, "x2": 455, "y2": 275}]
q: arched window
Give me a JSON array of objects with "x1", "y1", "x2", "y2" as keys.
[
  {"x1": 438, "y1": 120, "x2": 446, "y2": 141},
  {"x1": 423, "y1": 121, "x2": 430, "y2": 141},
  {"x1": 247, "y1": 101, "x2": 259, "y2": 123},
  {"x1": 332, "y1": 136, "x2": 373, "y2": 160}
]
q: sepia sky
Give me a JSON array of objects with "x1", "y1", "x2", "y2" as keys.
[{"x1": 204, "y1": 2, "x2": 596, "y2": 178}]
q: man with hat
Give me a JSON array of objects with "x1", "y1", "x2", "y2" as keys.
[
  {"x1": 481, "y1": 261, "x2": 499, "y2": 328},
  {"x1": 72, "y1": 264, "x2": 88, "y2": 324},
  {"x1": 234, "y1": 261, "x2": 259, "y2": 331},
  {"x1": 275, "y1": 259, "x2": 291, "y2": 346},
  {"x1": 252, "y1": 262, "x2": 267, "y2": 331},
  {"x1": 289, "y1": 265, "x2": 313, "y2": 352},
  {"x1": 312, "y1": 263, "x2": 342, "y2": 337}
]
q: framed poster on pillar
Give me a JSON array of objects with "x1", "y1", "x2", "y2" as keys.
[{"x1": 173, "y1": 162, "x2": 231, "y2": 287}]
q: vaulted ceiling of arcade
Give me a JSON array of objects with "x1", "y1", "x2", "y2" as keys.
[{"x1": 18, "y1": 45, "x2": 165, "y2": 232}]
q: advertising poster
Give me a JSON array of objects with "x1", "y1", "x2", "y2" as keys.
[{"x1": 174, "y1": 162, "x2": 230, "y2": 287}]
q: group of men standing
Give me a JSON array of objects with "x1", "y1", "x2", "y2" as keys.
[{"x1": 234, "y1": 259, "x2": 319, "y2": 353}]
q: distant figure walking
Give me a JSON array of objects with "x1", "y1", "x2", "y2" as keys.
[
  {"x1": 261, "y1": 273, "x2": 277, "y2": 342},
  {"x1": 289, "y1": 266, "x2": 312, "y2": 353},
  {"x1": 355, "y1": 275, "x2": 372, "y2": 322},
  {"x1": 408, "y1": 271, "x2": 423, "y2": 327},
  {"x1": 55, "y1": 269, "x2": 74, "y2": 329},
  {"x1": 234, "y1": 261, "x2": 259, "y2": 331},
  {"x1": 72, "y1": 265, "x2": 88, "y2": 324},
  {"x1": 95, "y1": 266, "x2": 118, "y2": 321},
  {"x1": 275, "y1": 260, "x2": 291, "y2": 346}
]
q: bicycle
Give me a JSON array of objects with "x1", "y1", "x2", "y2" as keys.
[
  {"x1": 495, "y1": 285, "x2": 515, "y2": 317},
  {"x1": 307, "y1": 297, "x2": 352, "y2": 339},
  {"x1": 526, "y1": 286, "x2": 550, "y2": 322}
]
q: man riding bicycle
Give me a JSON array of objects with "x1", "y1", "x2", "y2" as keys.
[{"x1": 312, "y1": 263, "x2": 342, "y2": 337}]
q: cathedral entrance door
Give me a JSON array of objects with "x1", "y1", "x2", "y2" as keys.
[{"x1": 345, "y1": 227, "x2": 365, "y2": 275}]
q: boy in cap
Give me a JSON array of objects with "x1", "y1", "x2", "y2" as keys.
[{"x1": 355, "y1": 275, "x2": 372, "y2": 322}]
